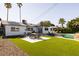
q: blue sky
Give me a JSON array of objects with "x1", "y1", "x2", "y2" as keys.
[{"x1": 1, "y1": 3, "x2": 79, "y2": 26}]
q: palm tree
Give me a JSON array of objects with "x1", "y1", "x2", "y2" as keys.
[
  {"x1": 4, "y1": 3, "x2": 12, "y2": 22},
  {"x1": 59, "y1": 18, "x2": 65, "y2": 28},
  {"x1": 17, "y1": 3, "x2": 23, "y2": 23}
]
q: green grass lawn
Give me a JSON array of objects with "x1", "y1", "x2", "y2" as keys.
[{"x1": 10, "y1": 36, "x2": 79, "y2": 56}]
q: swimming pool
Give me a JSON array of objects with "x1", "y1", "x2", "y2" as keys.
[{"x1": 61, "y1": 34, "x2": 74, "y2": 39}]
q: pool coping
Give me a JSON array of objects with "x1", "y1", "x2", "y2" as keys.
[{"x1": 56, "y1": 36, "x2": 79, "y2": 42}]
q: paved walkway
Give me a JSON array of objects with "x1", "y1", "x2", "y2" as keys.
[{"x1": 0, "y1": 39, "x2": 27, "y2": 56}]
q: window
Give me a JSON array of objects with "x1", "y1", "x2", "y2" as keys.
[
  {"x1": 31, "y1": 28, "x2": 33, "y2": 30},
  {"x1": 11, "y1": 27, "x2": 15, "y2": 31},
  {"x1": 45, "y1": 28, "x2": 48, "y2": 31},
  {"x1": 16, "y1": 28, "x2": 19, "y2": 31},
  {"x1": 11, "y1": 27, "x2": 19, "y2": 31},
  {"x1": 27, "y1": 28, "x2": 31, "y2": 31},
  {"x1": 50, "y1": 28, "x2": 52, "y2": 31},
  {"x1": 27, "y1": 28, "x2": 33, "y2": 31}
]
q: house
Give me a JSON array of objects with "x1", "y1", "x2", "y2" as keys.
[
  {"x1": 1, "y1": 21, "x2": 27, "y2": 37},
  {"x1": 26, "y1": 24, "x2": 40, "y2": 33},
  {"x1": 42, "y1": 26, "x2": 56, "y2": 34},
  {"x1": 0, "y1": 20, "x2": 56, "y2": 37},
  {"x1": 26, "y1": 24, "x2": 56, "y2": 34}
]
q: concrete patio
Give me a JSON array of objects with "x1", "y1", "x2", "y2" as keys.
[{"x1": 22, "y1": 36, "x2": 50, "y2": 43}]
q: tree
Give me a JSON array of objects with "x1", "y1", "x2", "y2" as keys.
[
  {"x1": 59, "y1": 18, "x2": 65, "y2": 28},
  {"x1": 40, "y1": 21, "x2": 44, "y2": 27},
  {"x1": 17, "y1": 3, "x2": 23, "y2": 23},
  {"x1": 4, "y1": 3, "x2": 12, "y2": 22},
  {"x1": 39, "y1": 21, "x2": 55, "y2": 27},
  {"x1": 67, "y1": 17, "x2": 79, "y2": 33}
]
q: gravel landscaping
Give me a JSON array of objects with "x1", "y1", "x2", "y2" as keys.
[{"x1": 0, "y1": 39, "x2": 27, "y2": 56}]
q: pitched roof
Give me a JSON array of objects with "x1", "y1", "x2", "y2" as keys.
[{"x1": 1, "y1": 21, "x2": 26, "y2": 26}]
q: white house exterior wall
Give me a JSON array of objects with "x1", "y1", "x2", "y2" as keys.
[
  {"x1": 5, "y1": 25, "x2": 26, "y2": 36},
  {"x1": 42, "y1": 27, "x2": 53, "y2": 34}
]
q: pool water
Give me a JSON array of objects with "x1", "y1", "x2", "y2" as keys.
[{"x1": 61, "y1": 34, "x2": 74, "y2": 39}]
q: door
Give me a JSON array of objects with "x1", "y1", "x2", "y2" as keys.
[{"x1": 38, "y1": 27, "x2": 42, "y2": 33}]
